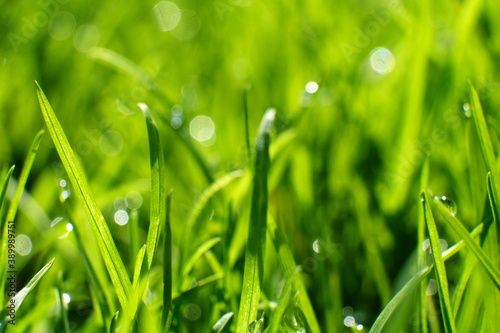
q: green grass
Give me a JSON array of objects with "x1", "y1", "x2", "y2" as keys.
[{"x1": 1, "y1": 1, "x2": 500, "y2": 332}]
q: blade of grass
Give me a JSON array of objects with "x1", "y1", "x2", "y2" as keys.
[
  {"x1": 139, "y1": 103, "x2": 166, "y2": 269},
  {"x1": 433, "y1": 195, "x2": 500, "y2": 290},
  {"x1": 265, "y1": 269, "x2": 297, "y2": 333},
  {"x1": 369, "y1": 222, "x2": 484, "y2": 333},
  {"x1": 179, "y1": 169, "x2": 243, "y2": 271},
  {"x1": 181, "y1": 237, "x2": 221, "y2": 283},
  {"x1": 0, "y1": 166, "x2": 15, "y2": 222},
  {"x1": 243, "y1": 85, "x2": 252, "y2": 165},
  {"x1": 109, "y1": 311, "x2": 120, "y2": 333},
  {"x1": 211, "y1": 311, "x2": 234, "y2": 333},
  {"x1": 6, "y1": 129, "x2": 44, "y2": 223},
  {"x1": 5, "y1": 257, "x2": 55, "y2": 314},
  {"x1": 57, "y1": 286, "x2": 70, "y2": 333},
  {"x1": 0, "y1": 131, "x2": 43, "y2": 307},
  {"x1": 36, "y1": 82, "x2": 131, "y2": 308},
  {"x1": 417, "y1": 159, "x2": 430, "y2": 333},
  {"x1": 267, "y1": 213, "x2": 321, "y2": 333},
  {"x1": 129, "y1": 209, "x2": 140, "y2": 273},
  {"x1": 421, "y1": 192, "x2": 456, "y2": 333},
  {"x1": 162, "y1": 190, "x2": 173, "y2": 333},
  {"x1": 235, "y1": 109, "x2": 275, "y2": 333}
]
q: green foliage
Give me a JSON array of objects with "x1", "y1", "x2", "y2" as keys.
[{"x1": 2, "y1": 1, "x2": 500, "y2": 332}]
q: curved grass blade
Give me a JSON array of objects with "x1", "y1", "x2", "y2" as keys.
[
  {"x1": 179, "y1": 169, "x2": 243, "y2": 270},
  {"x1": 8, "y1": 257, "x2": 55, "y2": 310},
  {"x1": 36, "y1": 82, "x2": 131, "y2": 308},
  {"x1": 211, "y1": 312, "x2": 234, "y2": 333},
  {"x1": 433, "y1": 196, "x2": 500, "y2": 290},
  {"x1": 181, "y1": 237, "x2": 221, "y2": 281},
  {"x1": 369, "y1": 223, "x2": 484, "y2": 333},
  {"x1": 421, "y1": 192, "x2": 456, "y2": 333},
  {"x1": 139, "y1": 103, "x2": 166, "y2": 269},
  {"x1": 162, "y1": 190, "x2": 173, "y2": 333},
  {"x1": 235, "y1": 109, "x2": 275, "y2": 333}
]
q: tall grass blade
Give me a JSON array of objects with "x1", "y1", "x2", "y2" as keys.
[
  {"x1": 417, "y1": 159, "x2": 429, "y2": 333},
  {"x1": 235, "y1": 109, "x2": 275, "y2": 333},
  {"x1": 1, "y1": 131, "x2": 43, "y2": 307},
  {"x1": 0, "y1": 166, "x2": 15, "y2": 221},
  {"x1": 36, "y1": 82, "x2": 131, "y2": 308},
  {"x1": 369, "y1": 222, "x2": 484, "y2": 333},
  {"x1": 109, "y1": 311, "x2": 120, "y2": 333},
  {"x1": 243, "y1": 85, "x2": 252, "y2": 165},
  {"x1": 421, "y1": 192, "x2": 456, "y2": 333},
  {"x1": 6, "y1": 129, "x2": 44, "y2": 223},
  {"x1": 139, "y1": 103, "x2": 166, "y2": 269},
  {"x1": 162, "y1": 190, "x2": 173, "y2": 332},
  {"x1": 433, "y1": 196, "x2": 500, "y2": 290}
]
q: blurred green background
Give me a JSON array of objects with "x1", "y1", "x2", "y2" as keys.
[{"x1": 1, "y1": 0, "x2": 500, "y2": 331}]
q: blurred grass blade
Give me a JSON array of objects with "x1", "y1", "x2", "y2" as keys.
[
  {"x1": 433, "y1": 195, "x2": 500, "y2": 290},
  {"x1": 243, "y1": 85, "x2": 252, "y2": 165},
  {"x1": 162, "y1": 190, "x2": 173, "y2": 332},
  {"x1": 11, "y1": 257, "x2": 55, "y2": 309},
  {"x1": 132, "y1": 245, "x2": 147, "y2": 289},
  {"x1": 265, "y1": 270, "x2": 297, "y2": 333},
  {"x1": 421, "y1": 192, "x2": 456, "y2": 333},
  {"x1": 369, "y1": 222, "x2": 484, "y2": 333},
  {"x1": 182, "y1": 237, "x2": 221, "y2": 280},
  {"x1": 211, "y1": 312, "x2": 233, "y2": 333},
  {"x1": 180, "y1": 169, "x2": 243, "y2": 269},
  {"x1": 139, "y1": 103, "x2": 166, "y2": 269},
  {"x1": 36, "y1": 82, "x2": 131, "y2": 308},
  {"x1": 6, "y1": 129, "x2": 44, "y2": 223},
  {"x1": 1, "y1": 131, "x2": 43, "y2": 307},
  {"x1": 235, "y1": 109, "x2": 275, "y2": 333},
  {"x1": 109, "y1": 311, "x2": 120, "y2": 333},
  {"x1": 267, "y1": 214, "x2": 321, "y2": 333},
  {"x1": 0, "y1": 166, "x2": 15, "y2": 221}
]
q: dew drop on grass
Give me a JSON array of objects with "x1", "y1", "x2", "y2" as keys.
[
  {"x1": 434, "y1": 195, "x2": 457, "y2": 216},
  {"x1": 305, "y1": 81, "x2": 318, "y2": 94},
  {"x1": 344, "y1": 315, "x2": 356, "y2": 327},
  {"x1": 63, "y1": 293, "x2": 71, "y2": 304},
  {"x1": 284, "y1": 305, "x2": 306, "y2": 332},
  {"x1": 425, "y1": 279, "x2": 438, "y2": 295},
  {"x1": 463, "y1": 102, "x2": 471, "y2": 118},
  {"x1": 248, "y1": 316, "x2": 264, "y2": 333},
  {"x1": 15, "y1": 234, "x2": 33, "y2": 256},
  {"x1": 190, "y1": 115, "x2": 215, "y2": 143}
]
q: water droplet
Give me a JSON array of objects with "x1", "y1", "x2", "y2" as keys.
[
  {"x1": 425, "y1": 279, "x2": 438, "y2": 295},
  {"x1": 190, "y1": 115, "x2": 215, "y2": 143},
  {"x1": 463, "y1": 102, "x2": 471, "y2": 118},
  {"x1": 66, "y1": 223, "x2": 74, "y2": 232},
  {"x1": 344, "y1": 315, "x2": 356, "y2": 327},
  {"x1": 153, "y1": 1, "x2": 181, "y2": 32},
  {"x1": 356, "y1": 324, "x2": 364, "y2": 331},
  {"x1": 369, "y1": 47, "x2": 395, "y2": 74},
  {"x1": 434, "y1": 195, "x2": 457, "y2": 216},
  {"x1": 305, "y1": 81, "x2": 318, "y2": 94},
  {"x1": 73, "y1": 25, "x2": 100, "y2": 52},
  {"x1": 171, "y1": 116, "x2": 183, "y2": 129},
  {"x1": 439, "y1": 238, "x2": 448, "y2": 252},
  {"x1": 114, "y1": 210, "x2": 129, "y2": 226},
  {"x1": 284, "y1": 306, "x2": 306, "y2": 332},
  {"x1": 248, "y1": 316, "x2": 264, "y2": 333},
  {"x1": 126, "y1": 191, "x2": 143, "y2": 209},
  {"x1": 63, "y1": 293, "x2": 71, "y2": 304},
  {"x1": 15, "y1": 234, "x2": 33, "y2": 256},
  {"x1": 99, "y1": 131, "x2": 124, "y2": 156},
  {"x1": 58, "y1": 179, "x2": 67, "y2": 188},
  {"x1": 171, "y1": 104, "x2": 183, "y2": 115},
  {"x1": 49, "y1": 12, "x2": 77, "y2": 41}
]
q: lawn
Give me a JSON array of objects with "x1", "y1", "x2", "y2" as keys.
[{"x1": 1, "y1": 0, "x2": 500, "y2": 332}]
